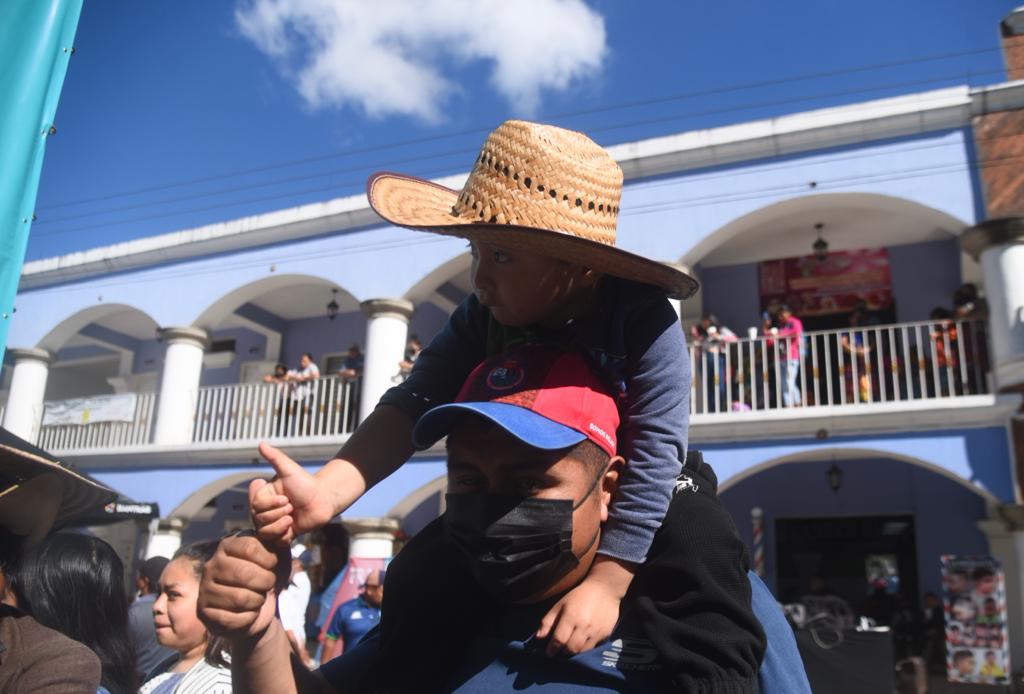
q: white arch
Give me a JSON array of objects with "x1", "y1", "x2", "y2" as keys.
[
  {"x1": 718, "y1": 447, "x2": 1000, "y2": 506},
  {"x1": 191, "y1": 273, "x2": 359, "y2": 330},
  {"x1": 36, "y1": 303, "x2": 160, "y2": 353},
  {"x1": 168, "y1": 470, "x2": 268, "y2": 520},
  {"x1": 387, "y1": 474, "x2": 446, "y2": 519},
  {"x1": 681, "y1": 192, "x2": 971, "y2": 269},
  {"x1": 403, "y1": 253, "x2": 472, "y2": 306}
]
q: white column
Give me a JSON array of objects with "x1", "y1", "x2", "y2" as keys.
[
  {"x1": 2, "y1": 348, "x2": 53, "y2": 443},
  {"x1": 358, "y1": 299, "x2": 414, "y2": 423},
  {"x1": 343, "y1": 517, "x2": 398, "y2": 559},
  {"x1": 978, "y1": 506, "x2": 1024, "y2": 673},
  {"x1": 145, "y1": 517, "x2": 184, "y2": 559},
  {"x1": 962, "y1": 218, "x2": 1024, "y2": 390},
  {"x1": 152, "y1": 327, "x2": 208, "y2": 445}
]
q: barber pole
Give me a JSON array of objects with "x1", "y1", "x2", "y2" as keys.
[{"x1": 751, "y1": 507, "x2": 765, "y2": 578}]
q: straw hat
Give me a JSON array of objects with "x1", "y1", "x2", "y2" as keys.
[
  {"x1": 0, "y1": 427, "x2": 115, "y2": 545},
  {"x1": 367, "y1": 120, "x2": 698, "y2": 300}
]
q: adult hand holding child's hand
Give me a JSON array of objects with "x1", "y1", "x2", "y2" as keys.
[
  {"x1": 250, "y1": 441, "x2": 336, "y2": 546},
  {"x1": 198, "y1": 533, "x2": 288, "y2": 644}
]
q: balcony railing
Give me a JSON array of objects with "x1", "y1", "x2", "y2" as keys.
[
  {"x1": 688, "y1": 318, "x2": 989, "y2": 415},
  {"x1": 33, "y1": 318, "x2": 991, "y2": 453},
  {"x1": 192, "y1": 375, "x2": 359, "y2": 444},
  {"x1": 38, "y1": 392, "x2": 157, "y2": 451}
]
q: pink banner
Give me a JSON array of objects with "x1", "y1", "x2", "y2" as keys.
[{"x1": 759, "y1": 248, "x2": 892, "y2": 316}]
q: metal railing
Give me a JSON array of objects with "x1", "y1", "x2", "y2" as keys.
[
  {"x1": 192, "y1": 375, "x2": 359, "y2": 444},
  {"x1": 689, "y1": 318, "x2": 989, "y2": 415},
  {"x1": 38, "y1": 392, "x2": 157, "y2": 450}
]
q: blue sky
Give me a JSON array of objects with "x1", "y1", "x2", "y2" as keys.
[{"x1": 27, "y1": 0, "x2": 1018, "y2": 260}]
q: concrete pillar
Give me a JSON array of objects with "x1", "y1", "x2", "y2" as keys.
[
  {"x1": 152, "y1": 327, "x2": 208, "y2": 445},
  {"x1": 358, "y1": 299, "x2": 414, "y2": 423},
  {"x1": 343, "y1": 517, "x2": 398, "y2": 559},
  {"x1": 2, "y1": 348, "x2": 53, "y2": 443},
  {"x1": 962, "y1": 218, "x2": 1024, "y2": 391},
  {"x1": 978, "y1": 505, "x2": 1024, "y2": 674},
  {"x1": 145, "y1": 517, "x2": 184, "y2": 559}
]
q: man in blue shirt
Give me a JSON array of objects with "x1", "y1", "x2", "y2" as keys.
[
  {"x1": 199, "y1": 345, "x2": 809, "y2": 692},
  {"x1": 323, "y1": 570, "x2": 384, "y2": 660}
]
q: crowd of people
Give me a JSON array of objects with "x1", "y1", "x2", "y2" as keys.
[{"x1": 688, "y1": 283, "x2": 991, "y2": 413}]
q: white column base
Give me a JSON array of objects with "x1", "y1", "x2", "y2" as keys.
[
  {"x1": 2, "y1": 348, "x2": 52, "y2": 444},
  {"x1": 344, "y1": 517, "x2": 398, "y2": 559},
  {"x1": 152, "y1": 327, "x2": 208, "y2": 446},
  {"x1": 145, "y1": 518, "x2": 185, "y2": 559},
  {"x1": 359, "y1": 299, "x2": 414, "y2": 423}
]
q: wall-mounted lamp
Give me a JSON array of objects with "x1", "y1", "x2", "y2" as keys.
[
  {"x1": 326, "y1": 289, "x2": 340, "y2": 321},
  {"x1": 827, "y1": 463, "x2": 843, "y2": 494},
  {"x1": 812, "y1": 222, "x2": 828, "y2": 262}
]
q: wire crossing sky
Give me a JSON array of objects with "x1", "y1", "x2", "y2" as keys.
[{"x1": 29, "y1": 0, "x2": 1018, "y2": 261}]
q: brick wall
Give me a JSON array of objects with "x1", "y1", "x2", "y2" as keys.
[{"x1": 973, "y1": 109, "x2": 1024, "y2": 217}]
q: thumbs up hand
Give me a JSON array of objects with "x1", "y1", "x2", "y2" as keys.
[{"x1": 249, "y1": 441, "x2": 336, "y2": 546}]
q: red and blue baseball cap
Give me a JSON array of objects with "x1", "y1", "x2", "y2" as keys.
[{"x1": 412, "y1": 345, "x2": 619, "y2": 456}]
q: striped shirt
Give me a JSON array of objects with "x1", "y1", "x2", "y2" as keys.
[{"x1": 139, "y1": 657, "x2": 231, "y2": 694}]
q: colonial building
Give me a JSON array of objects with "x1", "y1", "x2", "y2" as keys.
[{"x1": 4, "y1": 5, "x2": 1024, "y2": 673}]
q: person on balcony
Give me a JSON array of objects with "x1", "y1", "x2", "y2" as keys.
[
  {"x1": 766, "y1": 304, "x2": 803, "y2": 407},
  {"x1": 929, "y1": 307, "x2": 959, "y2": 397},
  {"x1": 394, "y1": 336, "x2": 421, "y2": 383},
  {"x1": 264, "y1": 363, "x2": 294, "y2": 436},
  {"x1": 289, "y1": 354, "x2": 321, "y2": 435},
  {"x1": 840, "y1": 303, "x2": 874, "y2": 403},
  {"x1": 690, "y1": 314, "x2": 737, "y2": 413},
  {"x1": 336, "y1": 345, "x2": 363, "y2": 432}
]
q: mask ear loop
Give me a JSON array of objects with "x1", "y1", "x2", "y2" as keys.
[{"x1": 569, "y1": 461, "x2": 611, "y2": 558}]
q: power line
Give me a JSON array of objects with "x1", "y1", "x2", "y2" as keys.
[
  {"x1": 31, "y1": 66, "x2": 1005, "y2": 238},
  {"x1": 25, "y1": 147, "x2": 1022, "y2": 294},
  {"x1": 34, "y1": 43, "x2": 1003, "y2": 212}
]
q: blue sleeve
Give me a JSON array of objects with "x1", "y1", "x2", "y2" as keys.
[
  {"x1": 748, "y1": 572, "x2": 812, "y2": 694},
  {"x1": 326, "y1": 603, "x2": 347, "y2": 639},
  {"x1": 319, "y1": 629, "x2": 380, "y2": 690},
  {"x1": 377, "y1": 295, "x2": 489, "y2": 423},
  {"x1": 599, "y1": 290, "x2": 689, "y2": 564}
]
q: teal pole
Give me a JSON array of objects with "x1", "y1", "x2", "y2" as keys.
[{"x1": 0, "y1": 0, "x2": 84, "y2": 362}]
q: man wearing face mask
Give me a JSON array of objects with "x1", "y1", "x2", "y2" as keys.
[{"x1": 199, "y1": 345, "x2": 808, "y2": 693}]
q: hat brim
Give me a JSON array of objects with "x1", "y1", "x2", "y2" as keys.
[
  {"x1": 413, "y1": 402, "x2": 586, "y2": 453},
  {"x1": 367, "y1": 172, "x2": 699, "y2": 300},
  {"x1": 0, "y1": 427, "x2": 116, "y2": 542}
]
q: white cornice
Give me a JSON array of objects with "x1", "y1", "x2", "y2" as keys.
[{"x1": 21, "y1": 81, "x2": 1024, "y2": 290}]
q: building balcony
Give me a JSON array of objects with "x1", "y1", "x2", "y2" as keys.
[{"x1": 31, "y1": 318, "x2": 996, "y2": 462}]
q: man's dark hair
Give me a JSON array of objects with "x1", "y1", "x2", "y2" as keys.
[
  {"x1": 972, "y1": 567, "x2": 995, "y2": 581},
  {"x1": 301, "y1": 352, "x2": 315, "y2": 361},
  {"x1": 567, "y1": 438, "x2": 611, "y2": 473},
  {"x1": 138, "y1": 556, "x2": 169, "y2": 593}
]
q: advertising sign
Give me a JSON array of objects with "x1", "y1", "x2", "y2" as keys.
[
  {"x1": 941, "y1": 555, "x2": 1010, "y2": 685},
  {"x1": 758, "y1": 248, "x2": 892, "y2": 316}
]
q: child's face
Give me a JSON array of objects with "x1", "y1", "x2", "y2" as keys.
[
  {"x1": 975, "y1": 574, "x2": 996, "y2": 595},
  {"x1": 957, "y1": 655, "x2": 976, "y2": 675},
  {"x1": 470, "y1": 241, "x2": 596, "y2": 328}
]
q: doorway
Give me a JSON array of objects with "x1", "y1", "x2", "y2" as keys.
[{"x1": 775, "y1": 514, "x2": 918, "y2": 621}]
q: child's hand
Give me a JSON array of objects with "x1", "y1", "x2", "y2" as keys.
[
  {"x1": 250, "y1": 441, "x2": 336, "y2": 546},
  {"x1": 536, "y1": 578, "x2": 622, "y2": 657}
]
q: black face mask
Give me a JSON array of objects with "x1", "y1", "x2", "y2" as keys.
[{"x1": 443, "y1": 466, "x2": 604, "y2": 603}]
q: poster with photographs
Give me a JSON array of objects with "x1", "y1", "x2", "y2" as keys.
[{"x1": 941, "y1": 555, "x2": 1010, "y2": 685}]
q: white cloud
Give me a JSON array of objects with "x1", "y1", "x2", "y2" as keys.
[{"x1": 234, "y1": 0, "x2": 607, "y2": 122}]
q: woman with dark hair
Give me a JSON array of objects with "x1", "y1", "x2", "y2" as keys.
[
  {"x1": 141, "y1": 540, "x2": 232, "y2": 693},
  {"x1": 8, "y1": 532, "x2": 137, "y2": 694}
]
